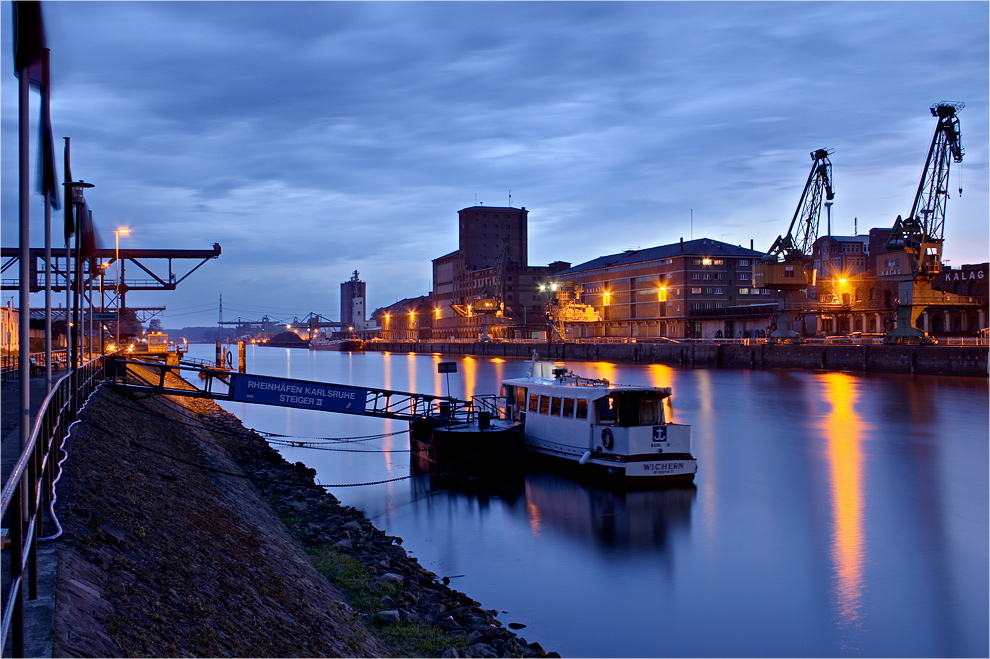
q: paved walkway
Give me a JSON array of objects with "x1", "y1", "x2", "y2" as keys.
[{"x1": 2, "y1": 373, "x2": 66, "y2": 658}]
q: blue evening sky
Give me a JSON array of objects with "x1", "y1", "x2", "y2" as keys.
[{"x1": 2, "y1": 1, "x2": 987, "y2": 327}]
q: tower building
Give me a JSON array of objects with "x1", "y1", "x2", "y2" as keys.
[{"x1": 341, "y1": 270, "x2": 367, "y2": 328}]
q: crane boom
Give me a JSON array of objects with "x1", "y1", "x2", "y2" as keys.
[
  {"x1": 883, "y1": 101, "x2": 964, "y2": 277},
  {"x1": 752, "y1": 148, "x2": 835, "y2": 343},
  {"x1": 879, "y1": 101, "x2": 973, "y2": 344},
  {"x1": 765, "y1": 148, "x2": 835, "y2": 260}
]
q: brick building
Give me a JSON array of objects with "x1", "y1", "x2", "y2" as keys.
[
  {"x1": 809, "y1": 230, "x2": 987, "y2": 336},
  {"x1": 430, "y1": 206, "x2": 570, "y2": 340},
  {"x1": 550, "y1": 238, "x2": 770, "y2": 340}
]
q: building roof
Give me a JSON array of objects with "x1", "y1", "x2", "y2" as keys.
[
  {"x1": 558, "y1": 237, "x2": 766, "y2": 276},
  {"x1": 819, "y1": 234, "x2": 869, "y2": 243},
  {"x1": 458, "y1": 205, "x2": 525, "y2": 212}
]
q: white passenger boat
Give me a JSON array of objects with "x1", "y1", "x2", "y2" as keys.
[{"x1": 501, "y1": 359, "x2": 696, "y2": 486}]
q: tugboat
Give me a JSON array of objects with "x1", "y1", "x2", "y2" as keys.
[{"x1": 500, "y1": 357, "x2": 696, "y2": 485}]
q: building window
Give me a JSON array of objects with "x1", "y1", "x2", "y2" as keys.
[
  {"x1": 740, "y1": 260, "x2": 749, "y2": 266},
  {"x1": 691, "y1": 287, "x2": 702, "y2": 294},
  {"x1": 739, "y1": 288, "x2": 750, "y2": 295},
  {"x1": 692, "y1": 273, "x2": 701, "y2": 280},
  {"x1": 715, "y1": 288, "x2": 723, "y2": 294}
]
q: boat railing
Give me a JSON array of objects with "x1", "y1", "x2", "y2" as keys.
[
  {"x1": 470, "y1": 394, "x2": 505, "y2": 419},
  {"x1": 557, "y1": 372, "x2": 610, "y2": 387}
]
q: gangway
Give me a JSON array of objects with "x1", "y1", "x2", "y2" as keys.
[{"x1": 109, "y1": 357, "x2": 504, "y2": 425}]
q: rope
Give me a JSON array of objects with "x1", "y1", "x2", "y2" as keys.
[
  {"x1": 39, "y1": 380, "x2": 107, "y2": 543},
  {"x1": 257, "y1": 429, "x2": 409, "y2": 443},
  {"x1": 265, "y1": 438, "x2": 411, "y2": 453},
  {"x1": 109, "y1": 393, "x2": 409, "y2": 446}
]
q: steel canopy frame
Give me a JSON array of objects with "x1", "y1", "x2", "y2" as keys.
[{"x1": 0, "y1": 244, "x2": 221, "y2": 296}]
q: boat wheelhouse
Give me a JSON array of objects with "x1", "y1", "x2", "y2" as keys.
[{"x1": 501, "y1": 361, "x2": 696, "y2": 485}]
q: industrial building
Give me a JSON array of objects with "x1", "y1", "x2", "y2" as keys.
[
  {"x1": 340, "y1": 270, "x2": 370, "y2": 330},
  {"x1": 548, "y1": 238, "x2": 771, "y2": 340},
  {"x1": 429, "y1": 206, "x2": 570, "y2": 341}
]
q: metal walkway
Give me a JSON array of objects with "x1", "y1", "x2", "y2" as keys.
[{"x1": 110, "y1": 358, "x2": 501, "y2": 424}]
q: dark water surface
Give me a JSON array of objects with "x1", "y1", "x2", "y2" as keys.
[{"x1": 190, "y1": 344, "x2": 988, "y2": 658}]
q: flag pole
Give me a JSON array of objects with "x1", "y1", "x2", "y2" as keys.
[
  {"x1": 18, "y1": 45, "x2": 32, "y2": 462},
  {"x1": 43, "y1": 48, "x2": 53, "y2": 391}
]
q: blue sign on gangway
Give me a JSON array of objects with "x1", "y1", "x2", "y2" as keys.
[{"x1": 231, "y1": 374, "x2": 367, "y2": 414}]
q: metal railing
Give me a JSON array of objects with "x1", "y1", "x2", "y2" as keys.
[
  {"x1": 1, "y1": 351, "x2": 70, "y2": 382},
  {"x1": 1, "y1": 355, "x2": 107, "y2": 657}
]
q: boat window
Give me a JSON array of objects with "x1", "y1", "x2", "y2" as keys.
[
  {"x1": 539, "y1": 395, "x2": 550, "y2": 415},
  {"x1": 550, "y1": 397, "x2": 561, "y2": 416},
  {"x1": 617, "y1": 394, "x2": 640, "y2": 427},
  {"x1": 576, "y1": 399, "x2": 588, "y2": 419},
  {"x1": 529, "y1": 393, "x2": 539, "y2": 413},
  {"x1": 563, "y1": 398, "x2": 575, "y2": 418},
  {"x1": 516, "y1": 387, "x2": 527, "y2": 411},
  {"x1": 640, "y1": 395, "x2": 659, "y2": 425},
  {"x1": 597, "y1": 397, "x2": 616, "y2": 423}
]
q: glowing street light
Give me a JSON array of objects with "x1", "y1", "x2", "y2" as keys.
[{"x1": 115, "y1": 228, "x2": 129, "y2": 349}]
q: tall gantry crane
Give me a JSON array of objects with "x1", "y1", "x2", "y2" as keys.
[
  {"x1": 878, "y1": 101, "x2": 974, "y2": 343},
  {"x1": 752, "y1": 148, "x2": 835, "y2": 343}
]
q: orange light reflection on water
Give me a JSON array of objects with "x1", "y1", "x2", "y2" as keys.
[
  {"x1": 462, "y1": 356, "x2": 478, "y2": 400},
  {"x1": 524, "y1": 481, "x2": 542, "y2": 536},
  {"x1": 817, "y1": 372, "x2": 867, "y2": 648},
  {"x1": 647, "y1": 363, "x2": 677, "y2": 422}
]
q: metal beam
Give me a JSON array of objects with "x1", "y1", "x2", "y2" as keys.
[{"x1": 0, "y1": 244, "x2": 221, "y2": 293}]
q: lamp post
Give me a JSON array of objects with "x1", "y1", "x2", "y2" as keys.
[{"x1": 115, "y1": 228, "x2": 129, "y2": 350}]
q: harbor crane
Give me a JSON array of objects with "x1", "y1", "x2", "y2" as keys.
[
  {"x1": 452, "y1": 238, "x2": 512, "y2": 341},
  {"x1": 877, "y1": 101, "x2": 976, "y2": 343},
  {"x1": 752, "y1": 148, "x2": 835, "y2": 343}
]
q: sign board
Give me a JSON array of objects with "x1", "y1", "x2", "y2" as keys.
[
  {"x1": 87, "y1": 311, "x2": 118, "y2": 322},
  {"x1": 231, "y1": 374, "x2": 367, "y2": 414},
  {"x1": 438, "y1": 361, "x2": 457, "y2": 374}
]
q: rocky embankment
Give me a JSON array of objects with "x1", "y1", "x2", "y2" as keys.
[{"x1": 52, "y1": 365, "x2": 554, "y2": 657}]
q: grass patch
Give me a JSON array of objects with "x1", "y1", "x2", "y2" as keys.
[{"x1": 306, "y1": 546, "x2": 460, "y2": 657}]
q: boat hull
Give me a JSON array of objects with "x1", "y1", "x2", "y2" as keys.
[
  {"x1": 524, "y1": 444, "x2": 697, "y2": 487},
  {"x1": 410, "y1": 418, "x2": 525, "y2": 484},
  {"x1": 309, "y1": 339, "x2": 364, "y2": 351}
]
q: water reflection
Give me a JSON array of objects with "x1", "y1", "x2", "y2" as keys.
[
  {"x1": 462, "y1": 356, "x2": 478, "y2": 400},
  {"x1": 817, "y1": 372, "x2": 867, "y2": 649},
  {"x1": 194, "y1": 346, "x2": 987, "y2": 658},
  {"x1": 522, "y1": 470, "x2": 696, "y2": 550},
  {"x1": 409, "y1": 466, "x2": 696, "y2": 552}
]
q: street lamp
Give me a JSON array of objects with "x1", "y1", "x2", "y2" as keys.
[{"x1": 115, "y1": 228, "x2": 129, "y2": 350}]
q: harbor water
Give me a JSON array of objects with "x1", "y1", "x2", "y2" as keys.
[{"x1": 190, "y1": 344, "x2": 988, "y2": 658}]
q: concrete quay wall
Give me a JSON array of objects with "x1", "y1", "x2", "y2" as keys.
[{"x1": 366, "y1": 341, "x2": 989, "y2": 377}]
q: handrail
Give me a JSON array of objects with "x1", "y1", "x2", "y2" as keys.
[{"x1": 1, "y1": 355, "x2": 108, "y2": 657}]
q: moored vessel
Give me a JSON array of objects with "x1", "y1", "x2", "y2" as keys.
[
  {"x1": 309, "y1": 337, "x2": 365, "y2": 351},
  {"x1": 500, "y1": 358, "x2": 696, "y2": 486}
]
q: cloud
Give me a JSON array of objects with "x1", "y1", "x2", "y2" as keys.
[{"x1": 2, "y1": 1, "x2": 987, "y2": 326}]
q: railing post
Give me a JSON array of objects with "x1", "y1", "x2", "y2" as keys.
[
  {"x1": 11, "y1": 484, "x2": 25, "y2": 658},
  {"x1": 27, "y1": 430, "x2": 38, "y2": 601}
]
